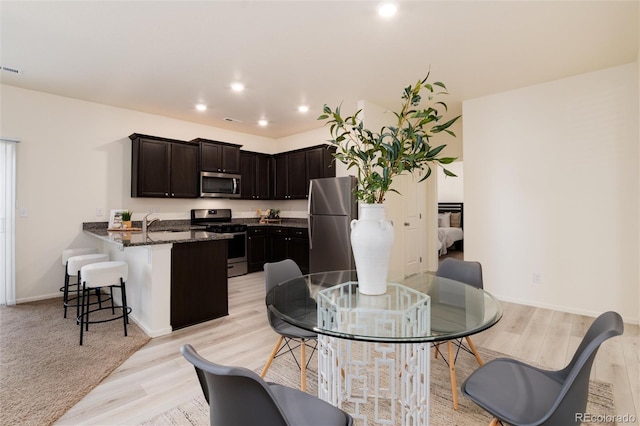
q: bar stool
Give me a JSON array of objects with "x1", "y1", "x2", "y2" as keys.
[
  {"x1": 79, "y1": 261, "x2": 130, "y2": 345},
  {"x1": 63, "y1": 251, "x2": 108, "y2": 319},
  {"x1": 61, "y1": 248, "x2": 98, "y2": 315}
]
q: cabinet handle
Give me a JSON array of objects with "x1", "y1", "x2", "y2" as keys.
[
  {"x1": 171, "y1": 193, "x2": 175, "y2": 197},
  {"x1": 164, "y1": 193, "x2": 169, "y2": 196}
]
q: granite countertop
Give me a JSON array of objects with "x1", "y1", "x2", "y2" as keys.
[
  {"x1": 83, "y1": 217, "x2": 307, "y2": 247},
  {"x1": 242, "y1": 218, "x2": 308, "y2": 228},
  {"x1": 83, "y1": 227, "x2": 232, "y2": 248}
]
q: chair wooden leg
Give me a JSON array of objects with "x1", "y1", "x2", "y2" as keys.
[
  {"x1": 300, "y1": 338, "x2": 307, "y2": 392},
  {"x1": 465, "y1": 336, "x2": 484, "y2": 366},
  {"x1": 433, "y1": 342, "x2": 441, "y2": 359},
  {"x1": 489, "y1": 418, "x2": 501, "y2": 426},
  {"x1": 447, "y1": 340, "x2": 459, "y2": 410},
  {"x1": 261, "y1": 336, "x2": 284, "y2": 378}
]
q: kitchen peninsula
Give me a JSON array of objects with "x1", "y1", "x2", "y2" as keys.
[{"x1": 83, "y1": 222, "x2": 231, "y2": 337}]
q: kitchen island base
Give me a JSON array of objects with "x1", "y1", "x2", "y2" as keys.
[{"x1": 87, "y1": 228, "x2": 230, "y2": 337}]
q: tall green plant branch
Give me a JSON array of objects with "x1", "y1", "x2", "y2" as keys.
[{"x1": 318, "y1": 73, "x2": 461, "y2": 204}]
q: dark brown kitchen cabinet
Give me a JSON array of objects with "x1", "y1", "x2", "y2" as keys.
[
  {"x1": 130, "y1": 133, "x2": 198, "y2": 198},
  {"x1": 288, "y1": 228, "x2": 310, "y2": 274},
  {"x1": 273, "y1": 154, "x2": 289, "y2": 200},
  {"x1": 273, "y1": 145, "x2": 336, "y2": 200},
  {"x1": 247, "y1": 226, "x2": 270, "y2": 272},
  {"x1": 269, "y1": 227, "x2": 309, "y2": 274},
  {"x1": 195, "y1": 138, "x2": 241, "y2": 174},
  {"x1": 270, "y1": 227, "x2": 288, "y2": 263},
  {"x1": 171, "y1": 240, "x2": 228, "y2": 330},
  {"x1": 305, "y1": 145, "x2": 336, "y2": 182},
  {"x1": 288, "y1": 151, "x2": 308, "y2": 198},
  {"x1": 240, "y1": 151, "x2": 272, "y2": 200},
  {"x1": 273, "y1": 151, "x2": 308, "y2": 199}
]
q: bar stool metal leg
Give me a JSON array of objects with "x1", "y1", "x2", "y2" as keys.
[
  {"x1": 78, "y1": 261, "x2": 130, "y2": 346},
  {"x1": 61, "y1": 248, "x2": 99, "y2": 318},
  {"x1": 65, "y1": 252, "x2": 109, "y2": 321}
]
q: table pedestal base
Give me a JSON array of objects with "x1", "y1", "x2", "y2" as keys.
[{"x1": 318, "y1": 335, "x2": 430, "y2": 426}]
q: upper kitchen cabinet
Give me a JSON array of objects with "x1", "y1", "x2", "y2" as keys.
[
  {"x1": 130, "y1": 133, "x2": 199, "y2": 198},
  {"x1": 274, "y1": 150, "x2": 306, "y2": 199},
  {"x1": 274, "y1": 145, "x2": 336, "y2": 200},
  {"x1": 194, "y1": 138, "x2": 241, "y2": 174},
  {"x1": 240, "y1": 151, "x2": 272, "y2": 200}
]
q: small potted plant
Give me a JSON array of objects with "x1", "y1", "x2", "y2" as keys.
[{"x1": 121, "y1": 210, "x2": 133, "y2": 229}]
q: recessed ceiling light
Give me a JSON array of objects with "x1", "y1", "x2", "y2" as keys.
[
  {"x1": 195, "y1": 103, "x2": 207, "y2": 111},
  {"x1": 230, "y1": 82, "x2": 245, "y2": 92},
  {"x1": 298, "y1": 105, "x2": 310, "y2": 113},
  {"x1": 377, "y1": 3, "x2": 397, "y2": 17},
  {"x1": 258, "y1": 119, "x2": 268, "y2": 127}
]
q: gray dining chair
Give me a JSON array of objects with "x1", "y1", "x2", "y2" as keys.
[
  {"x1": 261, "y1": 259, "x2": 317, "y2": 391},
  {"x1": 180, "y1": 344, "x2": 353, "y2": 426},
  {"x1": 462, "y1": 311, "x2": 624, "y2": 426},
  {"x1": 433, "y1": 257, "x2": 485, "y2": 410}
]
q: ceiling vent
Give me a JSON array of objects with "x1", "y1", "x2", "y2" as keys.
[
  {"x1": 1, "y1": 66, "x2": 22, "y2": 75},
  {"x1": 224, "y1": 117, "x2": 243, "y2": 123}
]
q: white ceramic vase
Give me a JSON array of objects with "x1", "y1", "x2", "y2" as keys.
[{"x1": 350, "y1": 203, "x2": 394, "y2": 295}]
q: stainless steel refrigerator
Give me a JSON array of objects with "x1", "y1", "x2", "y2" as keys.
[{"x1": 308, "y1": 176, "x2": 358, "y2": 273}]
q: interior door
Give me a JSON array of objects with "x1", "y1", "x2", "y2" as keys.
[{"x1": 403, "y1": 172, "x2": 423, "y2": 277}]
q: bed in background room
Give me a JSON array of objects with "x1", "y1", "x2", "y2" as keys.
[{"x1": 438, "y1": 202, "x2": 463, "y2": 255}]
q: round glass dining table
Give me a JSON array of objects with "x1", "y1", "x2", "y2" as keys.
[{"x1": 266, "y1": 270, "x2": 503, "y2": 426}]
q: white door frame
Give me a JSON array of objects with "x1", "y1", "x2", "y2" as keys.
[{"x1": 1, "y1": 139, "x2": 18, "y2": 306}]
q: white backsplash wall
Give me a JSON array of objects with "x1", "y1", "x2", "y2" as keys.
[
  {"x1": 227, "y1": 199, "x2": 309, "y2": 219},
  {"x1": 123, "y1": 199, "x2": 309, "y2": 222}
]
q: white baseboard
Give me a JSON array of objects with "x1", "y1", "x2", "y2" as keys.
[{"x1": 495, "y1": 294, "x2": 639, "y2": 325}]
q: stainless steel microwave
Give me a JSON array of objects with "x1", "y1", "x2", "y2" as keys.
[{"x1": 200, "y1": 171, "x2": 241, "y2": 198}]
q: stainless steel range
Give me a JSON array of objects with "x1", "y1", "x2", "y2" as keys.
[{"x1": 191, "y1": 209, "x2": 247, "y2": 277}]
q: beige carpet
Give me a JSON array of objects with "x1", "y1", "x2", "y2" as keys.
[
  {"x1": 142, "y1": 346, "x2": 616, "y2": 426},
  {"x1": 0, "y1": 297, "x2": 150, "y2": 426}
]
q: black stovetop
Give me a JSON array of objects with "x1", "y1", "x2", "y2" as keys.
[{"x1": 190, "y1": 208, "x2": 247, "y2": 233}]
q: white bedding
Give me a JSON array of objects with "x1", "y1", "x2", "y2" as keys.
[{"x1": 438, "y1": 227, "x2": 463, "y2": 255}]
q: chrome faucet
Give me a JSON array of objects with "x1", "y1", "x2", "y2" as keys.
[{"x1": 142, "y1": 213, "x2": 160, "y2": 233}]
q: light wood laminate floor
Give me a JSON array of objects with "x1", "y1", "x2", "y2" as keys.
[{"x1": 57, "y1": 271, "x2": 639, "y2": 425}]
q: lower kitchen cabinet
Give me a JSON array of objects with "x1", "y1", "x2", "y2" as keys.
[
  {"x1": 270, "y1": 227, "x2": 309, "y2": 274},
  {"x1": 171, "y1": 240, "x2": 228, "y2": 330},
  {"x1": 247, "y1": 226, "x2": 270, "y2": 273},
  {"x1": 247, "y1": 226, "x2": 309, "y2": 274}
]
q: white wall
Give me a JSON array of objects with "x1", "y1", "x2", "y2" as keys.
[
  {"x1": 0, "y1": 85, "x2": 299, "y2": 301},
  {"x1": 463, "y1": 63, "x2": 639, "y2": 323},
  {"x1": 438, "y1": 161, "x2": 464, "y2": 203}
]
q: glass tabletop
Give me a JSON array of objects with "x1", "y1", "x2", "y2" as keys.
[{"x1": 266, "y1": 270, "x2": 503, "y2": 343}]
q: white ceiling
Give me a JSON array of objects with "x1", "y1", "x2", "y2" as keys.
[{"x1": 1, "y1": 1, "x2": 638, "y2": 139}]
